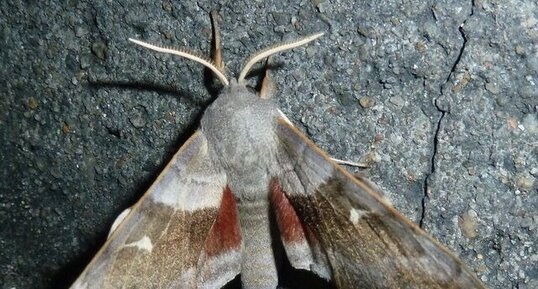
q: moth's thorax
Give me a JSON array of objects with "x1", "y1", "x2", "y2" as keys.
[{"x1": 201, "y1": 83, "x2": 281, "y2": 199}]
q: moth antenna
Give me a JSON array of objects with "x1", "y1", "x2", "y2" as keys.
[
  {"x1": 237, "y1": 32, "x2": 324, "y2": 83},
  {"x1": 129, "y1": 38, "x2": 229, "y2": 86}
]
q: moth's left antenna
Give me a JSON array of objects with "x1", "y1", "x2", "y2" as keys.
[
  {"x1": 128, "y1": 38, "x2": 230, "y2": 86},
  {"x1": 237, "y1": 32, "x2": 324, "y2": 83}
]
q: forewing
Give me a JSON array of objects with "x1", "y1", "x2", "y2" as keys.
[
  {"x1": 274, "y1": 118, "x2": 486, "y2": 289},
  {"x1": 71, "y1": 131, "x2": 241, "y2": 289}
]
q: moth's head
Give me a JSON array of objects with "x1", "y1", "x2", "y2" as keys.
[{"x1": 128, "y1": 32, "x2": 323, "y2": 92}]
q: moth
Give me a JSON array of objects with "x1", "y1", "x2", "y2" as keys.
[{"x1": 71, "y1": 12, "x2": 488, "y2": 289}]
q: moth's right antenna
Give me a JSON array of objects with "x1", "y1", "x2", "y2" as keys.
[
  {"x1": 128, "y1": 38, "x2": 229, "y2": 86},
  {"x1": 237, "y1": 32, "x2": 324, "y2": 83}
]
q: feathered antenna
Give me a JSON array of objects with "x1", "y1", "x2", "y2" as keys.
[
  {"x1": 128, "y1": 38, "x2": 229, "y2": 86},
  {"x1": 237, "y1": 32, "x2": 324, "y2": 83}
]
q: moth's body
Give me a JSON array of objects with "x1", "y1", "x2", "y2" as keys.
[
  {"x1": 203, "y1": 80, "x2": 281, "y2": 190},
  {"x1": 202, "y1": 81, "x2": 282, "y2": 287},
  {"x1": 70, "y1": 12, "x2": 488, "y2": 289}
]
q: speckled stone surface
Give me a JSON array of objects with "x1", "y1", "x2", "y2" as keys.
[{"x1": 1, "y1": 1, "x2": 536, "y2": 288}]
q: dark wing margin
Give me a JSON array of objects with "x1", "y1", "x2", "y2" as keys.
[
  {"x1": 274, "y1": 117, "x2": 487, "y2": 289},
  {"x1": 70, "y1": 131, "x2": 241, "y2": 289}
]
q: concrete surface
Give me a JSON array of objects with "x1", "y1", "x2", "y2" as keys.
[{"x1": 1, "y1": 0, "x2": 536, "y2": 288}]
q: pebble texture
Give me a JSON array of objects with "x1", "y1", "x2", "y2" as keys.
[{"x1": 1, "y1": 1, "x2": 536, "y2": 288}]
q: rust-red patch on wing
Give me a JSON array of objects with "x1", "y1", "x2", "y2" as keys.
[
  {"x1": 269, "y1": 179, "x2": 307, "y2": 243},
  {"x1": 204, "y1": 186, "x2": 241, "y2": 257}
]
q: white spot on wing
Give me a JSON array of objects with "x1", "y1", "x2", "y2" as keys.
[
  {"x1": 349, "y1": 208, "x2": 368, "y2": 225},
  {"x1": 198, "y1": 248, "x2": 242, "y2": 288},
  {"x1": 70, "y1": 281, "x2": 89, "y2": 289},
  {"x1": 150, "y1": 171, "x2": 226, "y2": 211},
  {"x1": 124, "y1": 236, "x2": 153, "y2": 252},
  {"x1": 149, "y1": 139, "x2": 226, "y2": 211},
  {"x1": 284, "y1": 239, "x2": 332, "y2": 280},
  {"x1": 285, "y1": 241, "x2": 313, "y2": 271},
  {"x1": 108, "y1": 208, "x2": 131, "y2": 239}
]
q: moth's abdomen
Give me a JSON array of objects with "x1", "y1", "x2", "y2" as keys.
[{"x1": 237, "y1": 197, "x2": 278, "y2": 288}]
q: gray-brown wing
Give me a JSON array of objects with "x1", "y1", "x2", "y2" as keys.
[
  {"x1": 70, "y1": 131, "x2": 241, "y2": 289},
  {"x1": 274, "y1": 118, "x2": 487, "y2": 289}
]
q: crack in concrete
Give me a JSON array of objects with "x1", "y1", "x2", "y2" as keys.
[
  {"x1": 442, "y1": 23, "x2": 471, "y2": 94},
  {"x1": 419, "y1": 2, "x2": 474, "y2": 228},
  {"x1": 420, "y1": 101, "x2": 447, "y2": 228}
]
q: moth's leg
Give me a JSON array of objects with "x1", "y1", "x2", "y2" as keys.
[
  {"x1": 210, "y1": 11, "x2": 224, "y2": 71},
  {"x1": 260, "y1": 57, "x2": 275, "y2": 99},
  {"x1": 331, "y1": 158, "x2": 369, "y2": 168}
]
